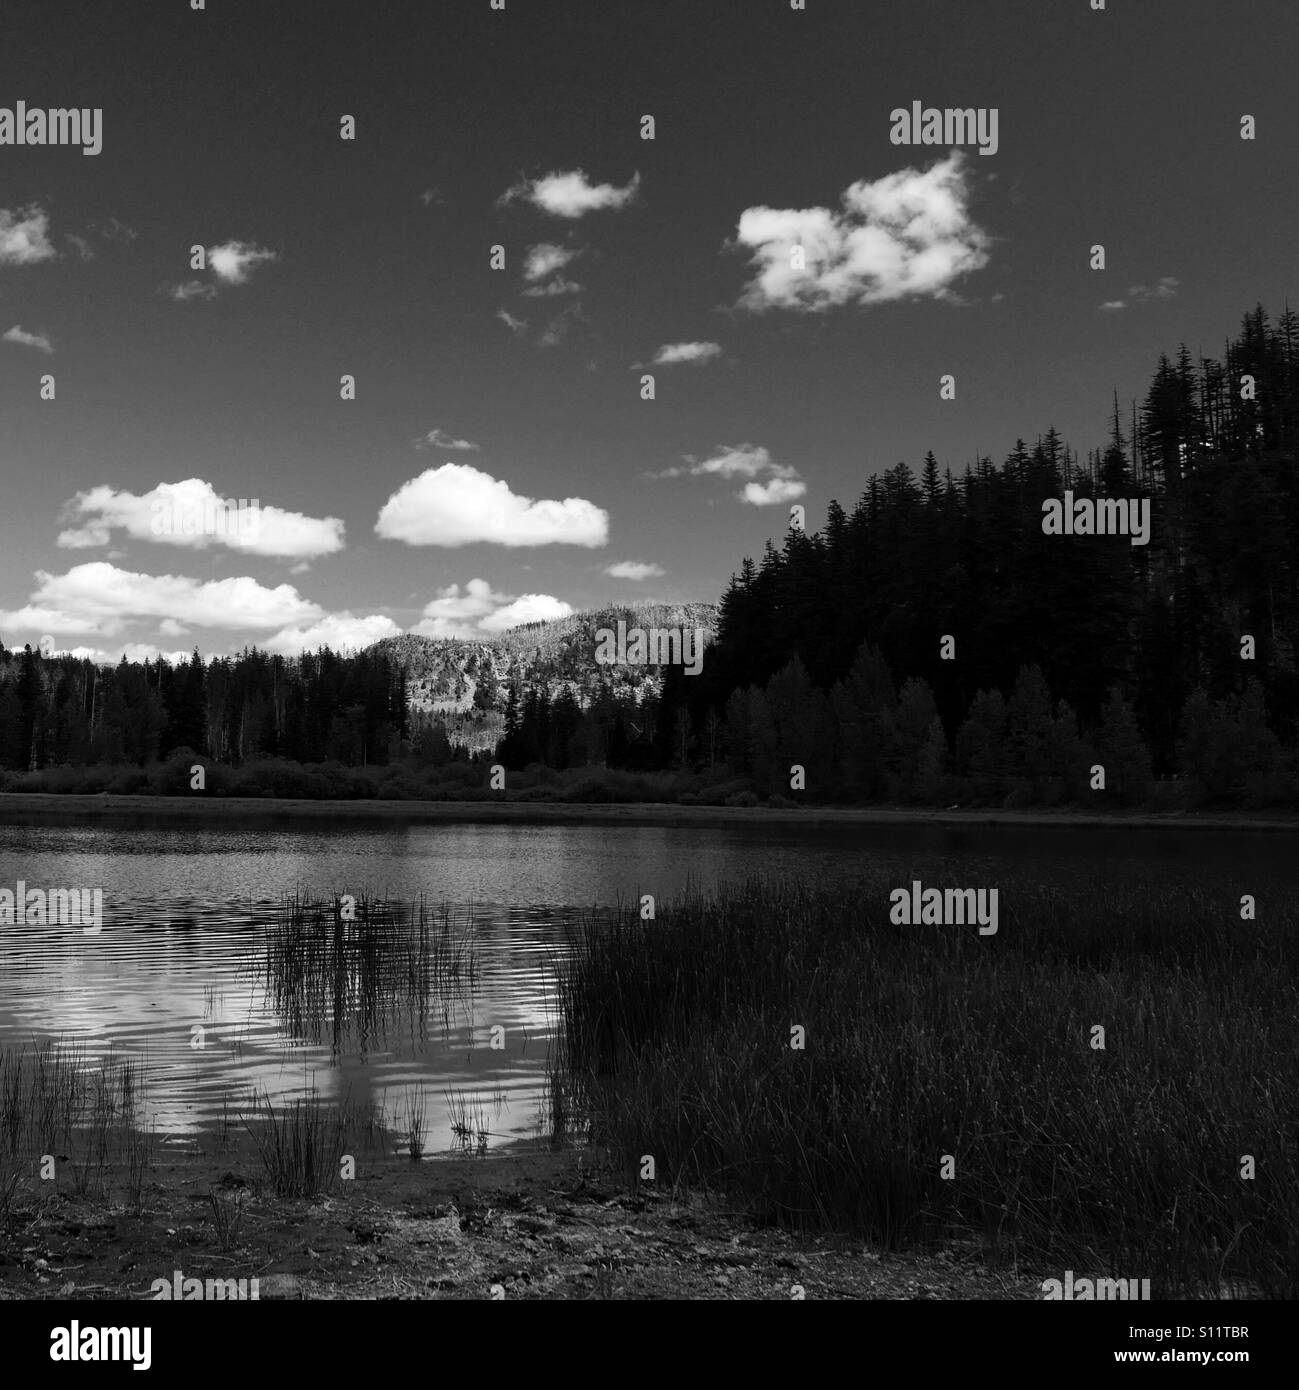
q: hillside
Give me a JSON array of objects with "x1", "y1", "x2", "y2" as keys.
[{"x1": 369, "y1": 603, "x2": 718, "y2": 751}]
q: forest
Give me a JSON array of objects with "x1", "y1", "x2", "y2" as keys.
[{"x1": 3, "y1": 303, "x2": 1297, "y2": 809}]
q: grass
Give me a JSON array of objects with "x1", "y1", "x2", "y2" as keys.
[
  {"x1": 549, "y1": 870, "x2": 1299, "y2": 1298},
  {"x1": 0, "y1": 1041, "x2": 146, "y2": 1208},
  {"x1": 260, "y1": 892, "x2": 479, "y2": 1056}
]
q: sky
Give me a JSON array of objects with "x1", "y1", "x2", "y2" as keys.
[{"x1": 0, "y1": 0, "x2": 1296, "y2": 663}]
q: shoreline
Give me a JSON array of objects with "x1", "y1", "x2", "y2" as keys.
[{"x1": 0, "y1": 790, "x2": 1296, "y2": 832}]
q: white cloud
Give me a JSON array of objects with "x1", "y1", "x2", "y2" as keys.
[
  {"x1": 206, "y1": 239, "x2": 278, "y2": 285},
  {"x1": 419, "y1": 188, "x2": 444, "y2": 207},
  {"x1": 501, "y1": 169, "x2": 640, "y2": 218},
  {"x1": 1102, "y1": 277, "x2": 1179, "y2": 312},
  {"x1": 741, "y1": 477, "x2": 806, "y2": 506},
  {"x1": 66, "y1": 234, "x2": 94, "y2": 261},
  {"x1": 522, "y1": 242, "x2": 582, "y2": 296},
  {"x1": 651, "y1": 442, "x2": 806, "y2": 507},
  {"x1": 0, "y1": 205, "x2": 56, "y2": 265},
  {"x1": 169, "y1": 279, "x2": 217, "y2": 302},
  {"x1": 732, "y1": 153, "x2": 989, "y2": 312},
  {"x1": 375, "y1": 463, "x2": 608, "y2": 548},
  {"x1": 261, "y1": 612, "x2": 402, "y2": 656},
  {"x1": 3, "y1": 325, "x2": 53, "y2": 354},
  {"x1": 497, "y1": 308, "x2": 528, "y2": 335},
  {"x1": 651, "y1": 341, "x2": 722, "y2": 366},
  {"x1": 524, "y1": 243, "x2": 579, "y2": 281},
  {"x1": 411, "y1": 578, "x2": 573, "y2": 639},
  {"x1": 0, "y1": 562, "x2": 324, "y2": 638},
  {"x1": 56, "y1": 479, "x2": 345, "y2": 559},
  {"x1": 605, "y1": 561, "x2": 664, "y2": 580},
  {"x1": 417, "y1": 428, "x2": 479, "y2": 451},
  {"x1": 523, "y1": 277, "x2": 581, "y2": 298}
]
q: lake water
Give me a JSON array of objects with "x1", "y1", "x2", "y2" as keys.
[{"x1": 1, "y1": 816, "x2": 1294, "y2": 1157}]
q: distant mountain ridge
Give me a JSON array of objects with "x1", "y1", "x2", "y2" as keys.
[{"x1": 368, "y1": 602, "x2": 718, "y2": 750}]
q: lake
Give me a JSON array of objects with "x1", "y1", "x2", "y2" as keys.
[{"x1": 1, "y1": 815, "x2": 1294, "y2": 1158}]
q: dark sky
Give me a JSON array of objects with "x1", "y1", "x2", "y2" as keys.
[{"x1": 1, "y1": 0, "x2": 1296, "y2": 660}]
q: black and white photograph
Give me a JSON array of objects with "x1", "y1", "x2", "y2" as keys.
[{"x1": 0, "y1": 0, "x2": 1294, "y2": 1367}]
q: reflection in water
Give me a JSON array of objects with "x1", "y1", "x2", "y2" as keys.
[{"x1": 1, "y1": 817, "x2": 1297, "y2": 1158}]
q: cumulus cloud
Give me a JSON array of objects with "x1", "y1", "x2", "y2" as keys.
[
  {"x1": 375, "y1": 463, "x2": 608, "y2": 548},
  {"x1": 731, "y1": 153, "x2": 989, "y2": 312},
  {"x1": 411, "y1": 578, "x2": 573, "y2": 639},
  {"x1": 497, "y1": 308, "x2": 528, "y2": 335},
  {"x1": 651, "y1": 341, "x2": 722, "y2": 366},
  {"x1": 55, "y1": 479, "x2": 345, "y2": 559},
  {"x1": 1098, "y1": 277, "x2": 1179, "y2": 313},
  {"x1": 3, "y1": 325, "x2": 53, "y2": 354},
  {"x1": 417, "y1": 428, "x2": 479, "y2": 451},
  {"x1": 261, "y1": 611, "x2": 402, "y2": 656},
  {"x1": 651, "y1": 443, "x2": 807, "y2": 507},
  {"x1": 605, "y1": 561, "x2": 664, "y2": 580},
  {"x1": 207, "y1": 240, "x2": 278, "y2": 285},
  {"x1": 0, "y1": 205, "x2": 56, "y2": 265},
  {"x1": 501, "y1": 169, "x2": 640, "y2": 218},
  {"x1": 0, "y1": 562, "x2": 324, "y2": 638}
]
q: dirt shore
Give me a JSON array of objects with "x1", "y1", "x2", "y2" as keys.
[
  {"x1": 0, "y1": 1143, "x2": 1044, "y2": 1301},
  {"x1": 1, "y1": 791, "x2": 1295, "y2": 832}
]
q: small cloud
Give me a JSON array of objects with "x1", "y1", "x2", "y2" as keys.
[
  {"x1": 651, "y1": 341, "x2": 722, "y2": 366},
  {"x1": 1103, "y1": 278, "x2": 1179, "y2": 312},
  {"x1": 497, "y1": 308, "x2": 528, "y2": 335},
  {"x1": 0, "y1": 205, "x2": 57, "y2": 265},
  {"x1": 523, "y1": 243, "x2": 580, "y2": 281},
  {"x1": 375, "y1": 463, "x2": 608, "y2": 548},
  {"x1": 522, "y1": 242, "x2": 583, "y2": 296},
  {"x1": 501, "y1": 169, "x2": 641, "y2": 219},
  {"x1": 66, "y1": 234, "x2": 94, "y2": 261},
  {"x1": 3, "y1": 325, "x2": 53, "y2": 354},
  {"x1": 605, "y1": 561, "x2": 664, "y2": 580},
  {"x1": 651, "y1": 442, "x2": 806, "y2": 507},
  {"x1": 206, "y1": 239, "x2": 278, "y2": 286},
  {"x1": 417, "y1": 428, "x2": 479, "y2": 452},
  {"x1": 169, "y1": 279, "x2": 218, "y2": 302},
  {"x1": 741, "y1": 477, "x2": 806, "y2": 506},
  {"x1": 419, "y1": 187, "x2": 445, "y2": 207}
]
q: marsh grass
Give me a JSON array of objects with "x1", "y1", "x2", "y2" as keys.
[
  {"x1": 261, "y1": 892, "x2": 479, "y2": 1056},
  {"x1": 550, "y1": 871, "x2": 1299, "y2": 1298},
  {"x1": 239, "y1": 1087, "x2": 358, "y2": 1198},
  {"x1": 207, "y1": 1184, "x2": 246, "y2": 1249},
  {"x1": 0, "y1": 1041, "x2": 148, "y2": 1210}
]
